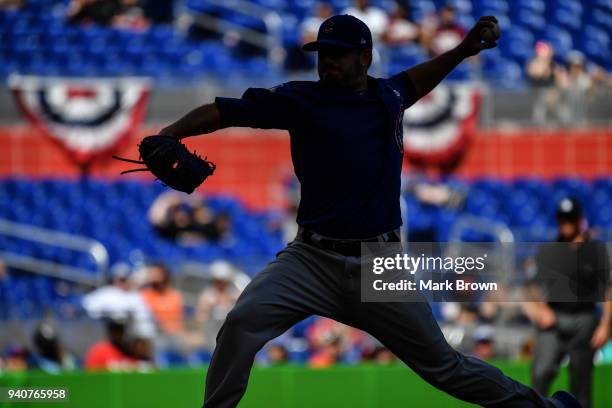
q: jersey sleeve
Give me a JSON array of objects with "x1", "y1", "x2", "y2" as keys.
[
  {"x1": 215, "y1": 84, "x2": 293, "y2": 130},
  {"x1": 386, "y1": 72, "x2": 418, "y2": 110}
]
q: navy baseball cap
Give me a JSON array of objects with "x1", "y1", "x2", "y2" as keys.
[{"x1": 303, "y1": 14, "x2": 372, "y2": 52}]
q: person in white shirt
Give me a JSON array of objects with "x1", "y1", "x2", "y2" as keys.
[
  {"x1": 301, "y1": 3, "x2": 334, "y2": 46},
  {"x1": 342, "y1": 0, "x2": 388, "y2": 42},
  {"x1": 82, "y1": 262, "x2": 156, "y2": 339},
  {"x1": 382, "y1": 2, "x2": 419, "y2": 47},
  {"x1": 196, "y1": 261, "x2": 242, "y2": 349}
]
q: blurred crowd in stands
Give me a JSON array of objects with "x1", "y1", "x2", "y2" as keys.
[
  {"x1": 0, "y1": 258, "x2": 239, "y2": 373},
  {"x1": 1, "y1": 0, "x2": 609, "y2": 128},
  {"x1": 65, "y1": 0, "x2": 173, "y2": 29},
  {"x1": 57, "y1": 0, "x2": 610, "y2": 123},
  {"x1": 148, "y1": 191, "x2": 232, "y2": 245},
  {"x1": 287, "y1": 1, "x2": 469, "y2": 70},
  {"x1": 526, "y1": 42, "x2": 608, "y2": 126},
  {"x1": 1, "y1": 174, "x2": 612, "y2": 373},
  {"x1": 2, "y1": 214, "x2": 610, "y2": 374}
]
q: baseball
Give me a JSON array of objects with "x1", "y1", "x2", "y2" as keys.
[{"x1": 480, "y1": 22, "x2": 500, "y2": 43}]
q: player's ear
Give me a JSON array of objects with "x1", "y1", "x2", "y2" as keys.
[{"x1": 361, "y1": 49, "x2": 372, "y2": 69}]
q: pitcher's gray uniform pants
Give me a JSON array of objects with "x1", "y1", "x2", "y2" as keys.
[
  {"x1": 203, "y1": 236, "x2": 554, "y2": 408},
  {"x1": 532, "y1": 311, "x2": 598, "y2": 408}
]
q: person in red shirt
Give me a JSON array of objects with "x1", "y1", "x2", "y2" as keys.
[{"x1": 85, "y1": 319, "x2": 136, "y2": 371}]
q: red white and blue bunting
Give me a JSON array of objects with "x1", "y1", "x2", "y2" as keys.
[
  {"x1": 9, "y1": 75, "x2": 151, "y2": 167},
  {"x1": 403, "y1": 84, "x2": 481, "y2": 169}
]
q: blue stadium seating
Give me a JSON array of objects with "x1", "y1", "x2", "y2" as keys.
[
  {"x1": 0, "y1": 0, "x2": 609, "y2": 83},
  {"x1": 0, "y1": 177, "x2": 287, "y2": 274},
  {"x1": 0, "y1": 177, "x2": 294, "y2": 318},
  {"x1": 156, "y1": 348, "x2": 187, "y2": 368},
  {"x1": 404, "y1": 176, "x2": 612, "y2": 242},
  {"x1": 1, "y1": 175, "x2": 611, "y2": 365}
]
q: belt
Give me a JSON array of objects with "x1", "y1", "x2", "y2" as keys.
[{"x1": 296, "y1": 227, "x2": 401, "y2": 257}]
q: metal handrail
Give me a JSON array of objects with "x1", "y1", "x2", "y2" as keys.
[
  {"x1": 448, "y1": 214, "x2": 515, "y2": 243},
  {"x1": 0, "y1": 217, "x2": 108, "y2": 286},
  {"x1": 192, "y1": 13, "x2": 270, "y2": 50},
  {"x1": 446, "y1": 214, "x2": 516, "y2": 291},
  {"x1": 204, "y1": 0, "x2": 275, "y2": 20},
  {"x1": 185, "y1": 0, "x2": 283, "y2": 66}
]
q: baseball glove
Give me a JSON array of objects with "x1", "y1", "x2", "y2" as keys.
[{"x1": 113, "y1": 135, "x2": 216, "y2": 194}]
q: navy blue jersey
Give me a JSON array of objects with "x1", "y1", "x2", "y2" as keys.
[{"x1": 215, "y1": 73, "x2": 418, "y2": 239}]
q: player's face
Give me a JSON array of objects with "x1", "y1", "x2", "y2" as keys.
[{"x1": 317, "y1": 46, "x2": 367, "y2": 88}]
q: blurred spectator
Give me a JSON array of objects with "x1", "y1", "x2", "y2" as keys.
[
  {"x1": 266, "y1": 343, "x2": 289, "y2": 365},
  {"x1": 112, "y1": 0, "x2": 149, "y2": 32},
  {"x1": 381, "y1": 3, "x2": 419, "y2": 47},
  {"x1": 526, "y1": 41, "x2": 564, "y2": 125},
  {"x1": 32, "y1": 320, "x2": 77, "y2": 373},
  {"x1": 3, "y1": 346, "x2": 31, "y2": 372},
  {"x1": 440, "y1": 273, "x2": 505, "y2": 327},
  {"x1": 149, "y1": 191, "x2": 192, "y2": 241},
  {"x1": 343, "y1": 0, "x2": 389, "y2": 43},
  {"x1": 372, "y1": 346, "x2": 396, "y2": 364},
  {"x1": 471, "y1": 325, "x2": 495, "y2": 360},
  {"x1": 0, "y1": 256, "x2": 8, "y2": 281},
  {"x1": 523, "y1": 197, "x2": 611, "y2": 408},
  {"x1": 131, "y1": 337, "x2": 154, "y2": 366},
  {"x1": 85, "y1": 318, "x2": 136, "y2": 371},
  {"x1": 149, "y1": 191, "x2": 231, "y2": 244},
  {"x1": 301, "y1": 3, "x2": 333, "y2": 45},
  {"x1": 422, "y1": 5, "x2": 465, "y2": 56},
  {"x1": 529, "y1": 46, "x2": 603, "y2": 127},
  {"x1": 192, "y1": 207, "x2": 232, "y2": 243},
  {"x1": 67, "y1": 0, "x2": 122, "y2": 26},
  {"x1": 68, "y1": 0, "x2": 148, "y2": 30},
  {"x1": 196, "y1": 261, "x2": 241, "y2": 349},
  {"x1": 362, "y1": 343, "x2": 397, "y2": 365},
  {"x1": 519, "y1": 337, "x2": 535, "y2": 361},
  {"x1": 556, "y1": 51, "x2": 595, "y2": 126},
  {"x1": 280, "y1": 176, "x2": 300, "y2": 243},
  {"x1": 286, "y1": 2, "x2": 335, "y2": 71},
  {"x1": 0, "y1": 0, "x2": 23, "y2": 11},
  {"x1": 82, "y1": 262, "x2": 156, "y2": 339},
  {"x1": 527, "y1": 42, "x2": 558, "y2": 87},
  {"x1": 403, "y1": 172, "x2": 467, "y2": 241},
  {"x1": 309, "y1": 334, "x2": 342, "y2": 368},
  {"x1": 410, "y1": 182, "x2": 465, "y2": 207},
  {"x1": 307, "y1": 318, "x2": 364, "y2": 366},
  {"x1": 141, "y1": 263, "x2": 184, "y2": 335}
]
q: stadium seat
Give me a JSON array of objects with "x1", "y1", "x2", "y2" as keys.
[
  {"x1": 156, "y1": 349, "x2": 187, "y2": 368},
  {"x1": 188, "y1": 349, "x2": 213, "y2": 366},
  {"x1": 552, "y1": 8, "x2": 582, "y2": 32},
  {"x1": 513, "y1": 10, "x2": 547, "y2": 35},
  {"x1": 513, "y1": 0, "x2": 545, "y2": 14},
  {"x1": 482, "y1": 55, "x2": 524, "y2": 88},
  {"x1": 542, "y1": 25, "x2": 574, "y2": 58}
]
